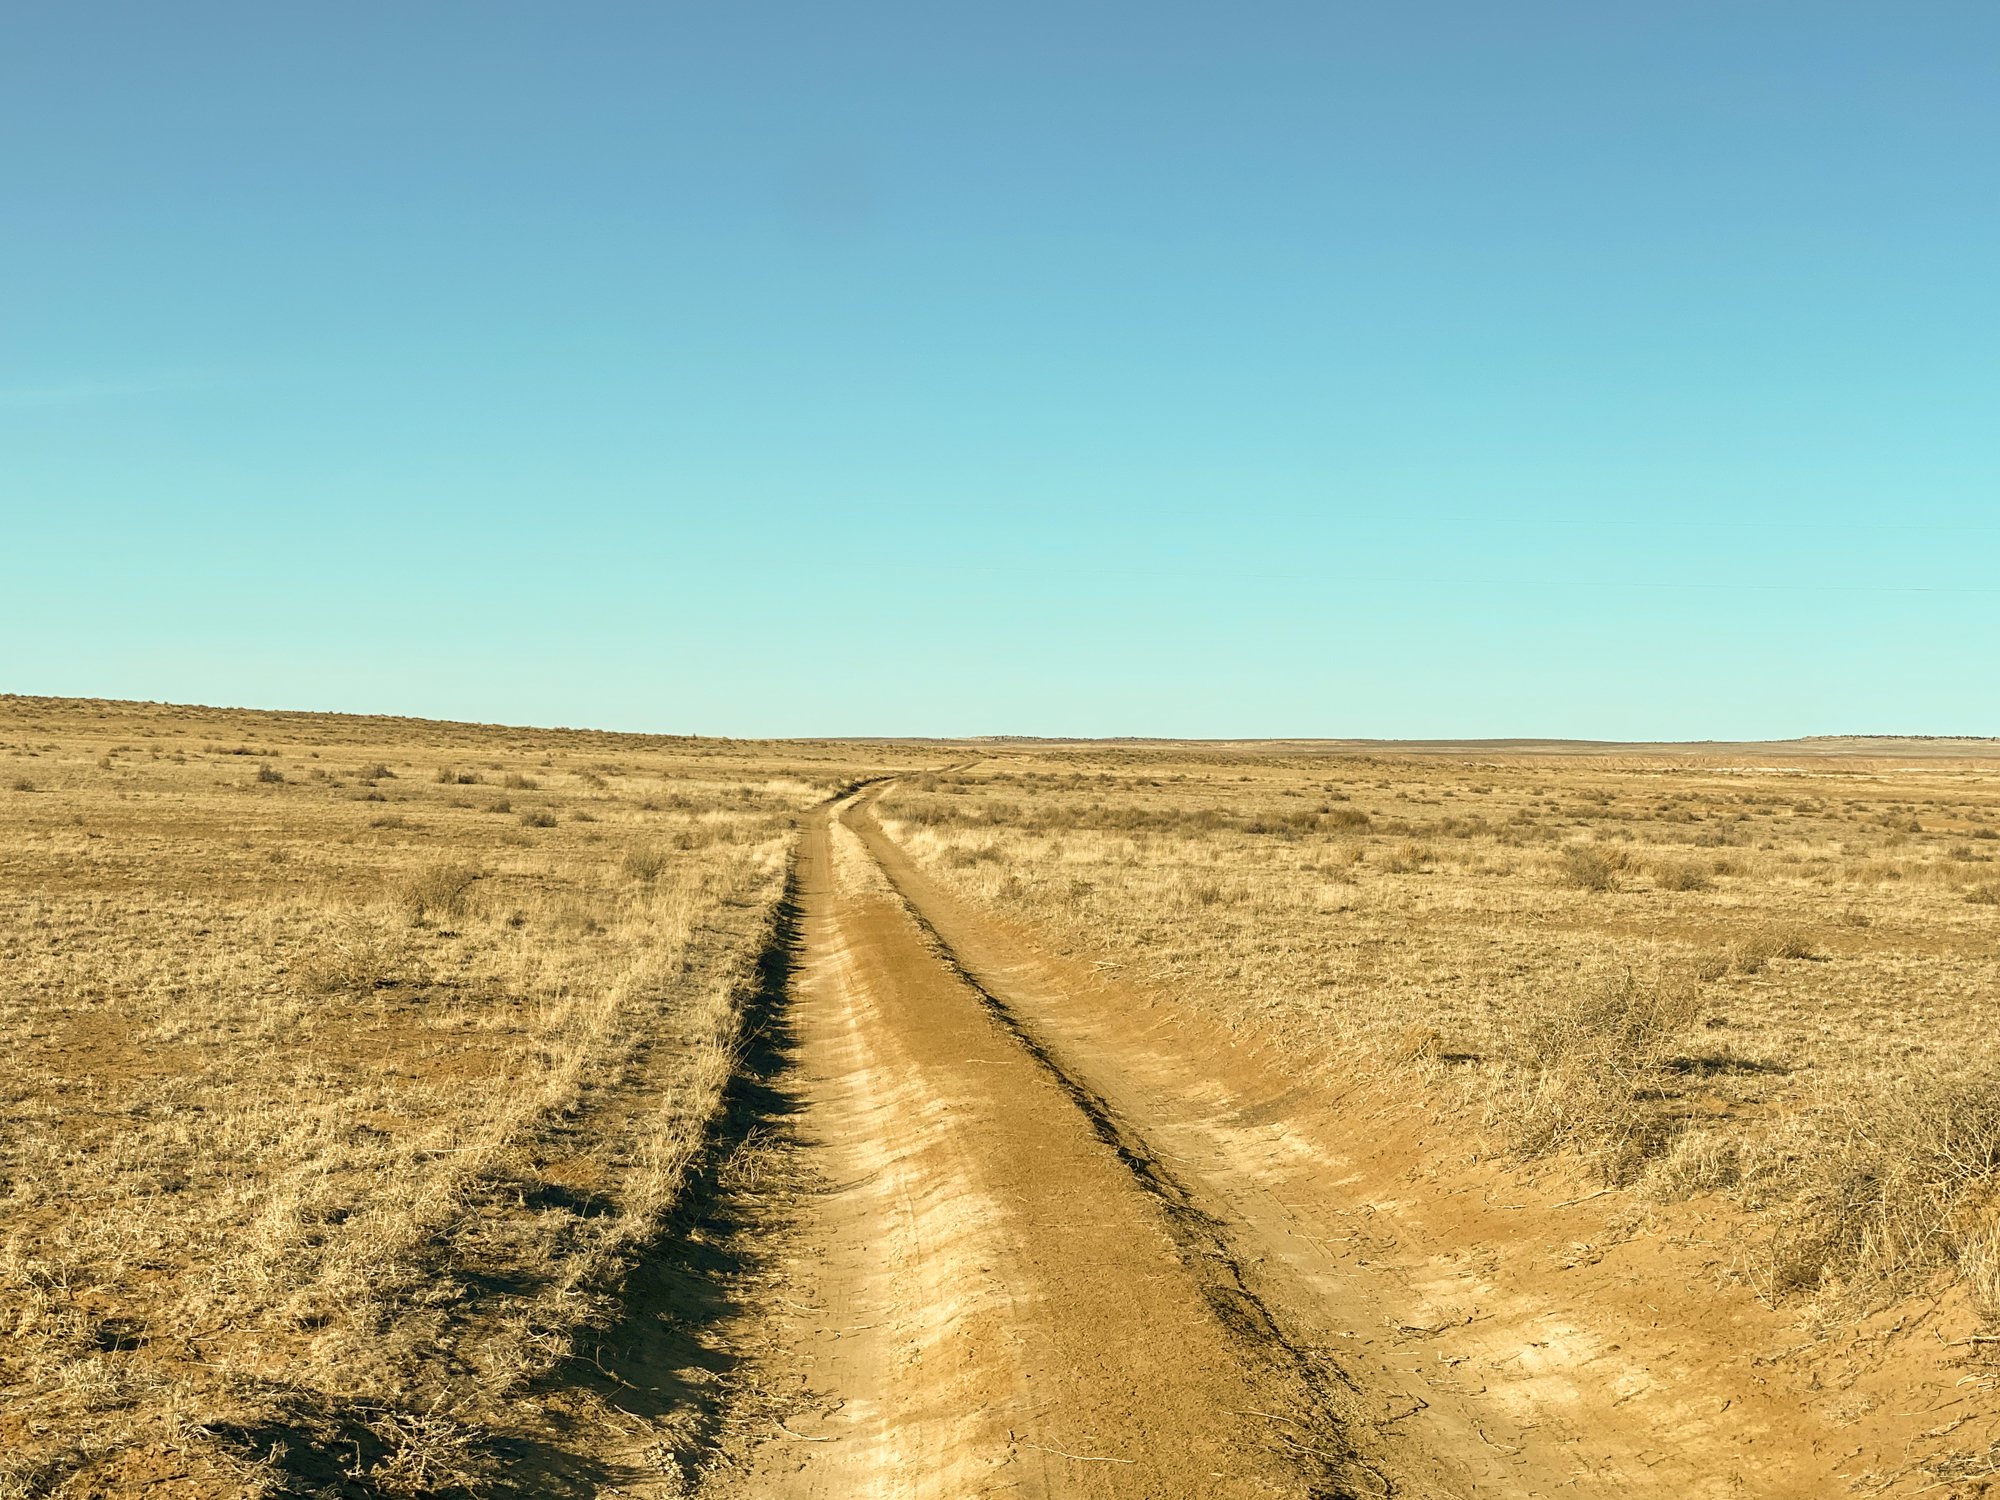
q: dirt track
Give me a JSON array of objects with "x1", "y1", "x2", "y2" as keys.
[{"x1": 666, "y1": 789, "x2": 1894, "y2": 1497}]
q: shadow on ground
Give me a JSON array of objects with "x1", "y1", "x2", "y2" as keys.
[
  {"x1": 217, "y1": 875, "x2": 809, "y2": 1499},
  {"x1": 559, "y1": 871, "x2": 810, "y2": 1489}
]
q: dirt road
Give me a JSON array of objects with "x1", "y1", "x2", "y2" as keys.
[
  {"x1": 680, "y1": 791, "x2": 1364, "y2": 1497},
  {"x1": 654, "y1": 789, "x2": 1906, "y2": 1497}
]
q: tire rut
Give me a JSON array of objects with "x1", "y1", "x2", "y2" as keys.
[
  {"x1": 874, "y1": 843, "x2": 1381, "y2": 1496},
  {"x1": 681, "y1": 792, "x2": 1391, "y2": 1498}
]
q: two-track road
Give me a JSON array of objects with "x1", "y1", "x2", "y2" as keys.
[{"x1": 653, "y1": 786, "x2": 1841, "y2": 1498}]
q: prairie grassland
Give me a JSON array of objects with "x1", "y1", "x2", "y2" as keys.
[
  {"x1": 0, "y1": 697, "x2": 907, "y2": 1499},
  {"x1": 878, "y1": 744, "x2": 2000, "y2": 1320}
]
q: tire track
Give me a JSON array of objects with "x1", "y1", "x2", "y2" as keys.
[
  {"x1": 687, "y1": 792, "x2": 1378, "y2": 1498},
  {"x1": 876, "y1": 847, "x2": 1381, "y2": 1493}
]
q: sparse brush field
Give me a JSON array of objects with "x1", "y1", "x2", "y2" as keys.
[
  {"x1": 878, "y1": 743, "x2": 2000, "y2": 1324},
  {"x1": 0, "y1": 697, "x2": 910, "y2": 1499},
  {"x1": 17, "y1": 702, "x2": 2000, "y2": 1497}
]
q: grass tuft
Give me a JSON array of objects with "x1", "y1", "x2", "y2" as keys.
[
  {"x1": 1556, "y1": 845, "x2": 1623, "y2": 891},
  {"x1": 621, "y1": 845, "x2": 670, "y2": 882},
  {"x1": 396, "y1": 861, "x2": 482, "y2": 924},
  {"x1": 1767, "y1": 1062, "x2": 2000, "y2": 1306}
]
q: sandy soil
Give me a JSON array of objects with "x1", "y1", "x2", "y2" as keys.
[
  {"x1": 644, "y1": 784, "x2": 2000, "y2": 1498},
  {"x1": 676, "y1": 794, "x2": 1357, "y2": 1497}
]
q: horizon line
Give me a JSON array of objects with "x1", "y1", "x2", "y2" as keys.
[{"x1": 6, "y1": 692, "x2": 2000, "y2": 755}]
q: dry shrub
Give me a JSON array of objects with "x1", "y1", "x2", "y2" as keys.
[
  {"x1": 1766, "y1": 1061, "x2": 2000, "y2": 1307},
  {"x1": 621, "y1": 844, "x2": 670, "y2": 882},
  {"x1": 718, "y1": 1125, "x2": 788, "y2": 1196},
  {"x1": 1556, "y1": 845, "x2": 1623, "y2": 892},
  {"x1": 1382, "y1": 842, "x2": 1437, "y2": 874},
  {"x1": 1645, "y1": 1127, "x2": 1742, "y2": 1198},
  {"x1": 1654, "y1": 861, "x2": 1713, "y2": 893},
  {"x1": 1513, "y1": 969, "x2": 1701, "y2": 1071},
  {"x1": 1967, "y1": 883, "x2": 2000, "y2": 907},
  {"x1": 1732, "y1": 925, "x2": 1822, "y2": 973},
  {"x1": 1957, "y1": 1226, "x2": 2000, "y2": 1317},
  {"x1": 1730, "y1": 936, "x2": 1774, "y2": 975},
  {"x1": 299, "y1": 917, "x2": 408, "y2": 996},
  {"x1": 396, "y1": 861, "x2": 481, "y2": 924},
  {"x1": 362, "y1": 1403, "x2": 494, "y2": 1497},
  {"x1": 1242, "y1": 809, "x2": 1321, "y2": 837},
  {"x1": 519, "y1": 809, "x2": 557, "y2": 829},
  {"x1": 1502, "y1": 970, "x2": 1702, "y2": 1181},
  {"x1": 1771, "y1": 926, "x2": 1823, "y2": 959}
]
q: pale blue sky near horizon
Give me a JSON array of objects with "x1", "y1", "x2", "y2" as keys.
[{"x1": 4, "y1": 2, "x2": 1996, "y2": 739}]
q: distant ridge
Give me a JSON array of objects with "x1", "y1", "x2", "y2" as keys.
[
  {"x1": 1800, "y1": 733, "x2": 2000, "y2": 742},
  {"x1": 5, "y1": 697, "x2": 1999, "y2": 755}
]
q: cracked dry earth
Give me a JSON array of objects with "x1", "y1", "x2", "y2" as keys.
[{"x1": 605, "y1": 788, "x2": 1906, "y2": 1498}]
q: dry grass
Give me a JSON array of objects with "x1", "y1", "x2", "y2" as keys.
[
  {"x1": 0, "y1": 696, "x2": 912, "y2": 1498},
  {"x1": 1502, "y1": 967, "x2": 1703, "y2": 1180},
  {"x1": 878, "y1": 744, "x2": 2000, "y2": 1320}
]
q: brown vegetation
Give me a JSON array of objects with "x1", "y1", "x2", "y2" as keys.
[
  {"x1": 878, "y1": 745, "x2": 2000, "y2": 1321},
  {"x1": 14, "y1": 702, "x2": 2000, "y2": 1493},
  {"x1": 0, "y1": 697, "x2": 911, "y2": 1498}
]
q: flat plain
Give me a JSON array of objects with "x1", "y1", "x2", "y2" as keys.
[
  {"x1": 0, "y1": 696, "x2": 917, "y2": 1498},
  {"x1": 9, "y1": 699, "x2": 2000, "y2": 1497},
  {"x1": 880, "y1": 742, "x2": 2000, "y2": 1312}
]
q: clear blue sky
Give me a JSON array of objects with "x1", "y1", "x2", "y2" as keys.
[{"x1": 5, "y1": 3, "x2": 1995, "y2": 738}]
